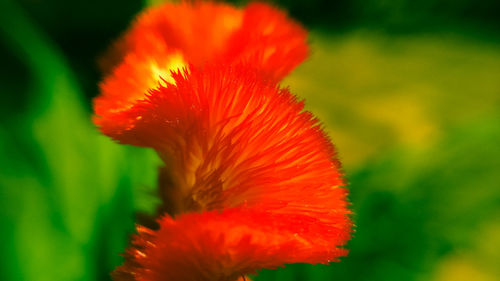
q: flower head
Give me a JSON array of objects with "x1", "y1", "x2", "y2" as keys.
[{"x1": 93, "y1": 2, "x2": 351, "y2": 280}]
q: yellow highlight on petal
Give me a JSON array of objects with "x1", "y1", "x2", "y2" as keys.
[{"x1": 149, "y1": 52, "x2": 187, "y2": 87}]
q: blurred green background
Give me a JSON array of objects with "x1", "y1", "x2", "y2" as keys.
[{"x1": 0, "y1": 0, "x2": 499, "y2": 280}]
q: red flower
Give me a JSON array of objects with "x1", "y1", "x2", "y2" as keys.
[
  {"x1": 95, "y1": 1, "x2": 308, "y2": 131},
  {"x1": 93, "y1": 2, "x2": 351, "y2": 280},
  {"x1": 105, "y1": 65, "x2": 351, "y2": 280}
]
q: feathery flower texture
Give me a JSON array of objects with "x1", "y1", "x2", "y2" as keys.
[{"x1": 94, "y1": 1, "x2": 351, "y2": 280}]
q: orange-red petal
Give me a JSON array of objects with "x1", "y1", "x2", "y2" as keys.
[
  {"x1": 94, "y1": 1, "x2": 308, "y2": 127},
  {"x1": 113, "y1": 208, "x2": 350, "y2": 281},
  {"x1": 94, "y1": 47, "x2": 186, "y2": 120},
  {"x1": 108, "y1": 1, "x2": 307, "y2": 77},
  {"x1": 111, "y1": 1, "x2": 244, "y2": 68},
  {"x1": 221, "y1": 2, "x2": 309, "y2": 82}
]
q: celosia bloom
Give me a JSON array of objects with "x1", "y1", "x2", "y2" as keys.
[{"x1": 93, "y1": 2, "x2": 351, "y2": 281}]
